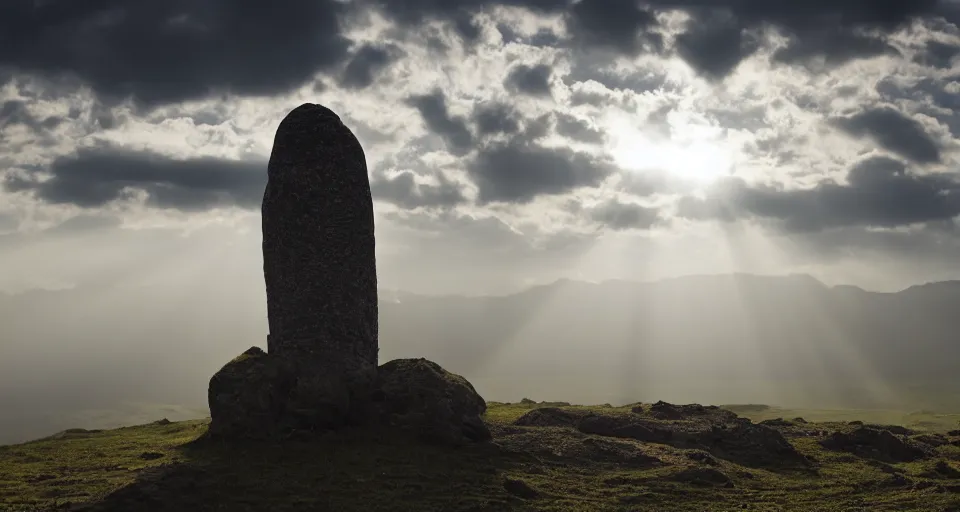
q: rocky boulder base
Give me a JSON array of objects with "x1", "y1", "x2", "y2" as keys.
[
  {"x1": 374, "y1": 358, "x2": 490, "y2": 445},
  {"x1": 208, "y1": 353, "x2": 489, "y2": 443},
  {"x1": 206, "y1": 103, "x2": 489, "y2": 445},
  {"x1": 207, "y1": 347, "x2": 282, "y2": 439}
]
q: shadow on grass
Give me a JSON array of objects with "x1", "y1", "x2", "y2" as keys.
[{"x1": 79, "y1": 428, "x2": 533, "y2": 512}]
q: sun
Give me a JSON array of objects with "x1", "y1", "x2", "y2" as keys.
[{"x1": 606, "y1": 115, "x2": 733, "y2": 185}]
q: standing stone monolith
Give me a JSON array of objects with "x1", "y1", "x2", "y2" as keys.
[
  {"x1": 261, "y1": 103, "x2": 378, "y2": 428},
  {"x1": 207, "y1": 103, "x2": 489, "y2": 444}
]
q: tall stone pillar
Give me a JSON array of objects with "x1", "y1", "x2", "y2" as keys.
[
  {"x1": 261, "y1": 103, "x2": 378, "y2": 427},
  {"x1": 208, "y1": 104, "x2": 488, "y2": 445}
]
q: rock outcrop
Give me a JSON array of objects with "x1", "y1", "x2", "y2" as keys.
[
  {"x1": 206, "y1": 104, "x2": 488, "y2": 444},
  {"x1": 374, "y1": 358, "x2": 490, "y2": 445},
  {"x1": 511, "y1": 402, "x2": 811, "y2": 468},
  {"x1": 820, "y1": 427, "x2": 931, "y2": 462},
  {"x1": 207, "y1": 347, "x2": 281, "y2": 439}
]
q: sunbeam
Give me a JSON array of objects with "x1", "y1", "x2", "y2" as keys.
[{"x1": 606, "y1": 110, "x2": 734, "y2": 185}]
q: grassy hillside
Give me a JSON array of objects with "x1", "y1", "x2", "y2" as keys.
[{"x1": 3, "y1": 402, "x2": 960, "y2": 511}]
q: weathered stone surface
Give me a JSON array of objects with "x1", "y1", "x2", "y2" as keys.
[
  {"x1": 207, "y1": 346, "x2": 366, "y2": 438},
  {"x1": 821, "y1": 427, "x2": 931, "y2": 462},
  {"x1": 211, "y1": 102, "x2": 378, "y2": 436},
  {"x1": 578, "y1": 414, "x2": 672, "y2": 443},
  {"x1": 262, "y1": 102, "x2": 378, "y2": 423},
  {"x1": 701, "y1": 420, "x2": 808, "y2": 468},
  {"x1": 913, "y1": 433, "x2": 950, "y2": 448},
  {"x1": 374, "y1": 358, "x2": 491, "y2": 445},
  {"x1": 511, "y1": 402, "x2": 810, "y2": 468},
  {"x1": 263, "y1": 103, "x2": 377, "y2": 354},
  {"x1": 207, "y1": 347, "x2": 282, "y2": 439},
  {"x1": 493, "y1": 423, "x2": 661, "y2": 467},
  {"x1": 206, "y1": 104, "x2": 491, "y2": 444}
]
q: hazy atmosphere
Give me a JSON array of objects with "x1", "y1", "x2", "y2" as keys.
[{"x1": 3, "y1": 0, "x2": 960, "y2": 445}]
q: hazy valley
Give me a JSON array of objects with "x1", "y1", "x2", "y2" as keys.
[{"x1": 4, "y1": 273, "x2": 960, "y2": 446}]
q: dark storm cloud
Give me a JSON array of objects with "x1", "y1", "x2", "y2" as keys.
[
  {"x1": 589, "y1": 198, "x2": 661, "y2": 230},
  {"x1": 562, "y1": 0, "x2": 939, "y2": 77},
  {"x1": 467, "y1": 142, "x2": 615, "y2": 204},
  {"x1": 673, "y1": 14, "x2": 760, "y2": 79},
  {"x1": 876, "y1": 76, "x2": 960, "y2": 138},
  {"x1": 407, "y1": 90, "x2": 474, "y2": 156},
  {"x1": 565, "y1": 0, "x2": 663, "y2": 55},
  {"x1": 656, "y1": 0, "x2": 940, "y2": 37},
  {"x1": 452, "y1": 10, "x2": 483, "y2": 43},
  {"x1": 3, "y1": 146, "x2": 266, "y2": 211},
  {"x1": 554, "y1": 112, "x2": 606, "y2": 144},
  {"x1": 471, "y1": 102, "x2": 521, "y2": 136},
  {"x1": 357, "y1": 0, "x2": 565, "y2": 49},
  {"x1": 833, "y1": 106, "x2": 942, "y2": 164},
  {"x1": 772, "y1": 30, "x2": 899, "y2": 66},
  {"x1": 664, "y1": 0, "x2": 936, "y2": 74},
  {"x1": 674, "y1": 1, "x2": 937, "y2": 72},
  {"x1": 503, "y1": 64, "x2": 554, "y2": 97},
  {"x1": 678, "y1": 156, "x2": 960, "y2": 232},
  {"x1": 363, "y1": 0, "x2": 666, "y2": 59},
  {"x1": 0, "y1": 100, "x2": 62, "y2": 132},
  {"x1": 3, "y1": 0, "x2": 946, "y2": 107},
  {"x1": 370, "y1": 171, "x2": 467, "y2": 210},
  {"x1": 914, "y1": 39, "x2": 960, "y2": 69},
  {"x1": 338, "y1": 44, "x2": 401, "y2": 90},
  {"x1": 0, "y1": 0, "x2": 351, "y2": 107},
  {"x1": 410, "y1": 92, "x2": 558, "y2": 161},
  {"x1": 367, "y1": 0, "x2": 945, "y2": 78},
  {"x1": 519, "y1": 113, "x2": 553, "y2": 143},
  {"x1": 0, "y1": 99, "x2": 69, "y2": 149}
]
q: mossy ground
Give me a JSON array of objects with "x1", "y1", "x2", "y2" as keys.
[{"x1": 2, "y1": 402, "x2": 960, "y2": 511}]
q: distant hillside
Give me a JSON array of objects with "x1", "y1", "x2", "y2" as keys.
[
  {"x1": 378, "y1": 274, "x2": 960, "y2": 409},
  {"x1": 4, "y1": 273, "x2": 960, "y2": 445}
]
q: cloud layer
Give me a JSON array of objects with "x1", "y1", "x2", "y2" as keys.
[{"x1": 0, "y1": 0, "x2": 958, "y2": 295}]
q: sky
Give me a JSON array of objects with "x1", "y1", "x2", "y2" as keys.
[
  {"x1": 2, "y1": 0, "x2": 960, "y2": 442},
  {"x1": 1, "y1": 0, "x2": 960, "y2": 298}
]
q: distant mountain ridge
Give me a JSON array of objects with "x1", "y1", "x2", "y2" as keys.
[
  {"x1": 380, "y1": 273, "x2": 960, "y2": 301},
  {"x1": 4, "y1": 273, "x2": 960, "y2": 445},
  {"x1": 377, "y1": 274, "x2": 960, "y2": 410}
]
